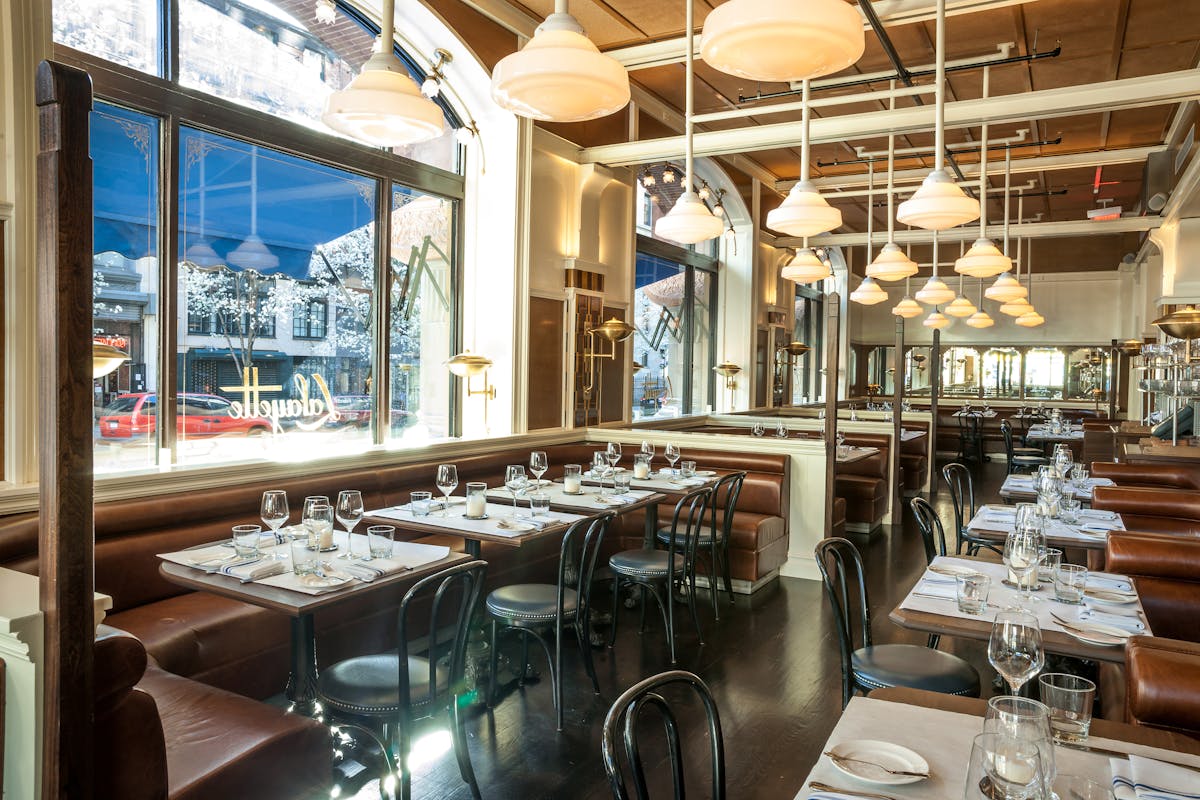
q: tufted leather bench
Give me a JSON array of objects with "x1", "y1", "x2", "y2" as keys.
[{"x1": 834, "y1": 433, "x2": 891, "y2": 532}]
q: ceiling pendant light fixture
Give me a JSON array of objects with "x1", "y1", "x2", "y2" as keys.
[
  {"x1": 655, "y1": 0, "x2": 722, "y2": 245},
  {"x1": 892, "y1": 295, "x2": 924, "y2": 319},
  {"x1": 945, "y1": 241, "x2": 977, "y2": 317},
  {"x1": 767, "y1": 79, "x2": 842, "y2": 237},
  {"x1": 851, "y1": 164, "x2": 888, "y2": 306},
  {"x1": 923, "y1": 310, "x2": 951, "y2": 330},
  {"x1": 915, "y1": 232, "x2": 956, "y2": 305},
  {"x1": 896, "y1": 0, "x2": 979, "y2": 231},
  {"x1": 1000, "y1": 296, "x2": 1033, "y2": 317},
  {"x1": 700, "y1": 0, "x2": 864, "y2": 83},
  {"x1": 955, "y1": 68, "x2": 1012, "y2": 278},
  {"x1": 322, "y1": 0, "x2": 445, "y2": 146},
  {"x1": 985, "y1": 189, "x2": 1027, "y2": 303},
  {"x1": 1015, "y1": 237, "x2": 1045, "y2": 326},
  {"x1": 869, "y1": 91, "x2": 919, "y2": 282},
  {"x1": 781, "y1": 245, "x2": 832, "y2": 283},
  {"x1": 966, "y1": 277, "x2": 994, "y2": 328},
  {"x1": 491, "y1": 0, "x2": 630, "y2": 123}
]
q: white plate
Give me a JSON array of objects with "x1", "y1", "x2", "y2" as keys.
[
  {"x1": 1083, "y1": 588, "x2": 1138, "y2": 606},
  {"x1": 1058, "y1": 621, "x2": 1131, "y2": 646},
  {"x1": 928, "y1": 563, "x2": 981, "y2": 579},
  {"x1": 693, "y1": 470, "x2": 717, "y2": 477},
  {"x1": 593, "y1": 496, "x2": 632, "y2": 507},
  {"x1": 827, "y1": 740, "x2": 929, "y2": 786}
]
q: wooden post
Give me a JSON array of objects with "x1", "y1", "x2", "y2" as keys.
[
  {"x1": 893, "y1": 317, "x2": 905, "y2": 516},
  {"x1": 823, "y1": 294, "x2": 841, "y2": 537},
  {"x1": 1108, "y1": 340, "x2": 1119, "y2": 421},
  {"x1": 930, "y1": 327, "x2": 941, "y2": 491},
  {"x1": 36, "y1": 60, "x2": 95, "y2": 800}
]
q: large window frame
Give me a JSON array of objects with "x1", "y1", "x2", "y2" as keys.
[{"x1": 56, "y1": 2, "x2": 467, "y2": 467}]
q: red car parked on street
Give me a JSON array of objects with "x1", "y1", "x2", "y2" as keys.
[{"x1": 98, "y1": 392, "x2": 273, "y2": 439}]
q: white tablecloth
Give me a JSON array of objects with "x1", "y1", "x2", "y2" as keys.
[
  {"x1": 966, "y1": 504, "x2": 1125, "y2": 544},
  {"x1": 367, "y1": 502, "x2": 585, "y2": 537},
  {"x1": 486, "y1": 484, "x2": 656, "y2": 512},
  {"x1": 1000, "y1": 474, "x2": 1115, "y2": 500}
]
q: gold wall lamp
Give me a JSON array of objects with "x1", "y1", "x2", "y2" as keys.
[
  {"x1": 447, "y1": 350, "x2": 497, "y2": 429},
  {"x1": 583, "y1": 316, "x2": 636, "y2": 396},
  {"x1": 1153, "y1": 306, "x2": 1200, "y2": 362},
  {"x1": 93, "y1": 343, "x2": 129, "y2": 378}
]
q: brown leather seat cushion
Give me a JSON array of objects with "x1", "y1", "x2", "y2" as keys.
[
  {"x1": 900, "y1": 453, "x2": 926, "y2": 491},
  {"x1": 1092, "y1": 486, "x2": 1200, "y2": 538},
  {"x1": 139, "y1": 664, "x2": 330, "y2": 800},
  {"x1": 1091, "y1": 461, "x2": 1200, "y2": 491}
]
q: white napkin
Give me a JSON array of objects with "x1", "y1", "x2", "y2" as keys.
[
  {"x1": 184, "y1": 546, "x2": 243, "y2": 571},
  {"x1": 1080, "y1": 509, "x2": 1119, "y2": 520},
  {"x1": 497, "y1": 516, "x2": 549, "y2": 531},
  {"x1": 1079, "y1": 607, "x2": 1146, "y2": 633},
  {"x1": 1113, "y1": 755, "x2": 1200, "y2": 799},
  {"x1": 914, "y1": 579, "x2": 957, "y2": 600},
  {"x1": 1088, "y1": 574, "x2": 1134, "y2": 592},
  {"x1": 339, "y1": 558, "x2": 407, "y2": 582},
  {"x1": 808, "y1": 793, "x2": 866, "y2": 800},
  {"x1": 1084, "y1": 599, "x2": 1142, "y2": 618},
  {"x1": 219, "y1": 558, "x2": 288, "y2": 583},
  {"x1": 670, "y1": 478, "x2": 706, "y2": 488},
  {"x1": 1080, "y1": 522, "x2": 1120, "y2": 534}
]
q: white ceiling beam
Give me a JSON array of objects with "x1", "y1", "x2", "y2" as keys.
[
  {"x1": 793, "y1": 146, "x2": 1167, "y2": 192},
  {"x1": 604, "y1": 1, "x2": 1040, "y2": 69},
  {"x1": 451, "y1": 0, "x2": 538, "y2": 37},
  {"x1": 579, "y1": 70, "x2": 1200, "y2": 166},
  {"x1": 776, "y1": 215, "x2": 1160, "y2": 247}
]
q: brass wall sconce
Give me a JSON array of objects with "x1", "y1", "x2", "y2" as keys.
[
  {"x1": 713, "y1": 361, "x2": 742, "y2": 389},
  {"x1": 1153, "y1": 306, "x2": 1200, "y2": 362},
  {"x1": 776, "y1": 341, "x2": 812, "y2": 360},
  {"x1": 92, "y1": 343, "x2": 129, "y2": 379},
  {"x1": 447, "y1": 350, "x2": 497, "y2": 428},
  {"x1": 583, "y1": 316, "x2": 636, "y2": 397},
  {"x1": 1117, "y1": 338, "x2": 1143, "y2": 356}
]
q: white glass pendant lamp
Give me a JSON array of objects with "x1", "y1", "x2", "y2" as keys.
[
  {"x1": 491, "y1": 0, "x2": 630, "y2": 122},
  {"x1": 781, "y1": 247, "x2": 831, "y2": 283},
  {"x1": 915, "y1": 232, "x2": 955, "y2": 306},
  {"x1": 851, "y1": 276, "x2": 888, "y2": 305},
  {"x1": 869, "y1": 103, "x2": 919, "y2": 282},
  {"x1": 965, "y1": 278, "x2": 994, "y2": 328},
  {"x1": 767, "y1": 80, "x2": 842, "y2": 237},
  {"x1": 1014, "y1": 239, "x2": 1044, "y2": 326},
  {"x1": 945, "y1": 244, "x2": 976, "y2": 317},
  {"x1": 923, "y1": 310, "x2": 950, "y2": 330},
  {"x1": 892, "y1": 295, "x2": 924, "y2": 318},
  {"x1": 1015, "y1": 310, "x2": 1045, "y2": 327},
  {"x1": 655, "y1": 0, "x2": 722, "y2": 244},
  {"x1": 896, "y1": 0, "x2": 979, "y2": 231},
  {"x1": 322, "y1": 0, "x2": 445, "y2": 146},
  {"x1": 954, "y1": 68, "x2": 1010, "y2": 278},
  {"x1": 700, "y1": 0, "x2": 864, "y2": 83}
]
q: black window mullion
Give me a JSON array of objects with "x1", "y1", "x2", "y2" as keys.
[
  {"x1": 163, "y1": 0, "x2": 179, "y2": 81},
  {"x1": 681, "y1": 266, "x2": 695, "y2": 413}
]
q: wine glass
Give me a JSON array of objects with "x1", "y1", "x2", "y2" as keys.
[
  {"x1": 964, "y1": 732, "x2": 1046, "y2": 800},
  {"x1": 504, "y1": 465, "x2": 528, "y2": 516},
  {"x1": 260, "y1": 490, "x2": 290, "y2": 560},
  {"x1": 335, "y1": 490, "x2": 364, "y2": 560},
  {"x1": 1005, "y1": 528, "x2": 1043, "y2": 605},
  {"x1": 530, "y1": 451, "x2": 548, "y2": 487},
  {"x1": 640, "y1": 440, "x2": 654, "y2": 465},
  {"x1": 436, "y1": 464, "x2": 458, "y2": 517},
  {"x1": 988, "y1": 610, "x2": 1044, "y2": 695},
  {"x1": 593, "y1": 451, "x2": 610, "y2": 495},
  {"x1": 606, "y1": 442, "x2": 622, "y2": 480},
  {"x1": 665, "y1": 443, "x2": 680, "y2": 475},
  {"x1": 751, "y1": 423, "x2": 764, "y2": 437},
  {"x1": 984, "y1": 696, "x2": 1057, "y2": 797},
  {"x1": 302, "y1": 495, "x2": 329, "y2": 533}
]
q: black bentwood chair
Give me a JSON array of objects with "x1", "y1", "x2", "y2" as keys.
[
  {"x1": 601, "y1": 670, "x2": 725, "y2": 800},
  {"x1": 656, "y1": 472, "x2": 747, "y2": 620},
  {"x1": 317, "y1": 560, "x2": 487, "y2": 800},
  {"x1": 909, "y1": 496, "x2": 948, "y2": 649},
  {"x1": 956, "y1": 412, "x2": 985, "y2": 463},
  {"x1": 1002, "y1": 419, "x2": 1049, "y2": 474},
  {"x1": 609, "y1": 486, "x2": 712, "y2": 664},
  {"x1": 815, "y1": 538, "x2": 981, "y2": 709},
  {"x1": 486, "y1": 512, "x2": 614, "y2": 731},
  {"x1": 942, "y1": 462, "x2": 1002, "y2": 558}
]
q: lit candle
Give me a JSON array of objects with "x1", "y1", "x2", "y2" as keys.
[
  {"x1": 467, "y1": 495, "x2": 486, "y2": 518},
  {"x1": 633, "y1": 460, "x2": 650, "y2": 480},
  {"x1": 564, "y1": 475, "x2": 582, "y2": 493}
]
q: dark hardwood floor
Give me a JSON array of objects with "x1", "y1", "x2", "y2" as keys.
[{"x1": 344, "y1": 459, "x2": 1006, "y2": 800}]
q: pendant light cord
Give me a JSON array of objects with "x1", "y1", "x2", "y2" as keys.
[
  {"x1": 886, "y1": 81, "x2": 896, "y2": 240},
  {"x1": 978, "y1": 66, "x2": 990, "y2": 232},
  {"x1": 934, "y1": 0, "x2": 946, "y2": 173},
  {"x1": 380, "y1": 0, "x2": 396, "y2": 53},
  {"x1": 801, "y1": 79, "x2": 811, "y2": 183},
  {"x1": 1027, "y1": 237, "x2": 1034, "y2": 303},
  {"x1": 1003, "y1": 146, "x2": 1012, "y2": 253},
  {"x1": 1015, "y1": 191, "x2": 1023, "y2": 281},
  {"x1": 932, "y1": 231, "x2": 939, "y2": 279},
  {"x1": 866, "y1": 162, "x2": 874, "y2": 263},
  {"x1": 684, "y1": 0, "x2": 696, "y2": 191}
]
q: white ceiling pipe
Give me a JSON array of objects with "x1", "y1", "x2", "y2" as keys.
[
  {"x1": 851, "y1": 129, "x2": 1027, "y2": 160},
  {"x1": 778, "y1": 215, "x2": 1159, "y2": 246},
  {"x1": 824, "y1": 179, "x2": 1036, "y2": 200},
  {"x1": 693, "y1": 84, "x2": 935, "y2": 124}
]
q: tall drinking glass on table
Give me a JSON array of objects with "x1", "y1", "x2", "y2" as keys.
[
  {"x1": 530, "y1": 451, "x2": 548, "y2": 486},
  {"x1": 988, "y1": 610, "x2": 1044, "y2": 695},
  {"x1": 260, "y1": 490, "x2": 290, "y2": 560},
  {"x1": 504, "y1": 465, "x2": 527, "y2": 515},
  {"x1": 436, "y1": 464, "x2": 458, "y2": 517},
  {"x1": 335, "y1": 490, "x2": 364, "y2": 560},
  {"x1": 664, "y1": 443, "x2": 680, "y2": 474}
]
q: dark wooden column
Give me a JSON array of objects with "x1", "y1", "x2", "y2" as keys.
[
  {"x1": 823, "y1": 294, "x2": 841, "y2": 537},
  {"x1": 929, "y1": 328, "x2": 941, "y2": 491},
  {"x1": 36, "y1": 60, "x2": 96, "y2": 800},
  {"x1": 893, "y1": 316, "x2": 905, "y2": 517}
]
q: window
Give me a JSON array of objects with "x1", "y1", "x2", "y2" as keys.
[
  {"x1": 982, "y1": 348, "x2": 1021, "y2": 398},
  {"x1": 1025, "y1": 347, "x2": 1067, "y2": 400},
  {"x1": 631, "y1": 242, "x2": 717, "y2": 419},
  {"x1": 61, "y1": 2, "x2": 466, "y2": 474},
  {"x1": 791, "y1": 288, "x2": 824, "y2": 404},
  {"x1": 293, "y1": 299, "x2": 328, "y2": 340},
  {"x1": 941, "y1": 347, "x2": 980, "y2": 397}
]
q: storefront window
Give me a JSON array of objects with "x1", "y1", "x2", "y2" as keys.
[
  {"x1": 1025, "y1": 347, "x2": 1067, "y2": 400},
  {"x1": 982, "y1": 347, "x2": 1021, "y2": 398},
  {"x1": 941, "y1": 347, "x2": 980, "y2": 397},
  {"x1": 54, "y1": 0, "x2": 162, "y2": 76}
]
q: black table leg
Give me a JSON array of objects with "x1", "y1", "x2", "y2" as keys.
[
  {"x1": 643, "y1": 503, "x2": 660, "y2": 549},
  {"x1": 286, "y1": 613, "x2": 320, "y2": 717},
  {"x1": 465, "y1": 540, "x2": 482, "y2": 559}
]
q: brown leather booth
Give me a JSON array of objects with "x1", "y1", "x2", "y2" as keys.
[
  {"x1": 1125, "y1": 636, "x2": 1200, "y2": 740},
  {"x1": 1090, "y1": 461, "x2": 1200, "y2": 491},
  {"x1": 1106, "y1": 532, "x2": 1200, "y2": 643},
  {"x1": 898, "y1": 425, "x2": 929, "y2": 493},
  {"x1": 834, "y1": 433, "x2": 890, "y2": 532},
  {"x1": 1091, "y1": 486, "x2": 1200, "y2": 540}
]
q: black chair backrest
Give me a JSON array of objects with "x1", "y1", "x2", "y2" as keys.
[
  {"x1": 909, "y1": 497, "x2": 947, "y2": 564},
  {"x1": 708, "y1": 472, "x2": 747, "y2": 542},
  {"x1": 397, "y1": 559, "x2": 487, "y2": 710},
  {"x1": 814, "y1": 537, "x2": 872, "y2": 672},
  {"x1": 665, "y1": 487, "x2": 712, "y2": 581},
  {"x1": 601, "y1": 669, "x2": 725, "y2": 800},
  {"x1": 559, "y1": 512, "x2": 614, "y2": 616},
  {"x1": 941, "y1": 462, "x2": 974, "y2": 553},
  {"x1": 1000, "y1": 419, "x2": 1016, "y2": 461}
]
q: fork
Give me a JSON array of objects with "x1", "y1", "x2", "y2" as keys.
[
  {"x1": 823, "y1": 751, "x2": 929, "y2": 778},
  {"x1": 808, "y1": 781, "x2": 900, "y2": 800}
]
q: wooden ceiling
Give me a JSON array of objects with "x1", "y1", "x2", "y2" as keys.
[{"x1": 432, "y1": 0, "x2": 1200, "y2": 272}]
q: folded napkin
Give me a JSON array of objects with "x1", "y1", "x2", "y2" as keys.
[
  {"x1": 1113, "y1": 755, "x2": 1200, "y2": 800},
  {"x1": 1084, "y1": 598, "x2": 1142, "y2": 618},
  {"x1": 808, "y1": 793, "x2": 866, "y2": 800},
  {"x1": 1080, "y1": 522, "x2": 1120, "y2": 534},
  {"x1": 1080, "y1": 509, "x2": 1118, "y2": 520},
  {"x1": 1088, "y1": 574, "x2": 1134, "y2": 592},
  {"x1": 1079, "y1": 607, "x2": 1146, "y2": 633},
  {"x1": 185, "y1": 546, "x2": 243, "y2": 571},
  {"x1": 913, "y1": 579, "x2": 957, "y2": 600},
  {"x1": 669, "y1": 478, "x2": 706, "y2": 488},
  {"x1": 498, "y1": 517, "x2": 549, "y2": 531},
  {"x1": 220, "y1": 558, "x2": 288, "y2": 583},
  {"x1": 339, "y1": 558, "x2": 407, "y2": 582}
]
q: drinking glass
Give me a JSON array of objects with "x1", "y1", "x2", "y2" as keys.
[
  {"x1": 963, "y1": 732, "x2": 1045, "y2": 800},
  {"x1": 665, "y1": 443, "x2": 681, "y2": 475},
  {"x1": 1052, "y1": 776, "x2": 1113, "y2": 800},
  {"x1": 1060, "y1": 496, "x2": 1081, "y2": 525},
  {"x1": 640, "y1": 440, "x2": 655, "y2": 465},
  {"x1": 751, "y1": 423, "x2": 765, "y2": 437},
  {"x1": 410, "y1": 491, "x2": 433, "y2": 517},
  {"x1": 530, "y1": 451, "x2": 548, "y2": 486},
  {"x1": 988, "y1": 611, "x2": 1045, "y2": 695},
  {"x1": 306, "y1": 504, "x2": 334, "y2": 551},
  {"x1": 774, "y1": 421, "x2": 788, "y2": 438},
  {"x1": 1071, "y1": 461, "x2": 1086, "y2": 482},
  {"x1": 1004, "y1": 529, "x2": 1042, "y2": 604},
  {"x1": 301, "y1": 496, "x2": 329, "y2": 549},
  {"x1": 613, "y1": 472, "x2": 632, "y2": 495},
  {"x1": 606, "y1": 442, "x2": 622, "y2": 477},
  {"x1": 335, "y1": 490, "x2": 364, "y2": 560},
  {"x1": 1039, "y1": 548, "x2": 1062, "y2": 583},
  {"x1": 231, "y1": 524, "x2": 262, "y2": 558},
  {"x1": 1054, "y1": 564, "x2": 1087, "y2": 604},
  {"x1": 260, "y1": 490, "x2": 290, "y2": 560},
  {"x1": 956, "y1": 573, "x2": 992, "y2": 615},
  {"x1": 1071, "y1": 467, "x2": 1089, "y2": 493},
  {"x1": 680, "y1": 460, "x2": 697, "y2": 480},
  {"x1": 984, "y1": 696, "x2": 1056, "y2": 796},
  {"x1": 528, "y1": 492, "x2": 550, "y2": 519},
  {"x1": 505, "y1": 465, "x2": 528, "y2": 515},
  {"x1": 1013, "y1": 503, "x2": 1041, "y2": 533},
  {"x1": 563, "y1": 464, "x2": 583, "y2": 494},
  {"x1": 592, "y1": 452, "x2": 610, "y2": 495},
  {"x1": 1038, "y1": 673, "x2": 1096, "y2": 744},
  {"x1": 436, "y1": 464, "x2": 458, "y2": 517},
  {"x1": 290, "y1": 535, "x2": 318, "y2": 575},
  {"x1": 633, "y1": 453, "x2": 651, "y2": 479},
  {"x1": 366, "y1": 525, "x2": 394, "y2": 560}
]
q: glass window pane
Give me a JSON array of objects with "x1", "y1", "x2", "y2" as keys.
[
  {"x1": 1025, "y1": 347, "x2": 1066, "y2": 400},
  {"x1": 633, "y1": 255, "x2": 686, "y2": 419},
  {"x1": 941, "y1": 347, "x2": 980, "y2": 397},
  {"x1": 54, "y1": 0, "x2": 161, "y2": 76},
  {"x1": 388, "y1": 188, "x2": 455, "y2": 443},
  {"x1": 690, "y1": 270, "x2": 714, "y2": 413},
  {"x1": 178, "y1": 127, "x2": 377, "y2": 466},
  {"x1": 906, "y1": 347, "x2": 932, "y2": 395},
  {"x1": 92, "y1": 103, "x2": 161, "y2": 474},
  {"x1": 982, "y1": 347, "x2": 1021, "y2": 399},
  {"x1": 1067, "y1": 348, "x2": 1110, "y2": 401}
]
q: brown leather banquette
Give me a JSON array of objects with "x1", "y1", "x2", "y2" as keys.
[
  {"x1": 834, "y1": 432, "x2": 891, "y2": 532},
  {"x1": 1090, "y1": 461, "x2": 1200, "y2": 491},
  {"x1": 1124, "y1": 636, "x2": 1200, "y2": 739},
  {"x1": 1090, "y1": 486, "x2": 1200, "y2": 540},
  {"x1": 1105, "y1": 532, "x2": 1200, "y2": 643}
]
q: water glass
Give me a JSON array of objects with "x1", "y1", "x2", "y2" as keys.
[
  {"x1": 562, "y1": 464, "x2": 583, "y2": 494},
  {"x1": 232, "y1": 524, "x2": 262, "y2": 558},
  {"x1": 613, "y1": 472, "x2": 632, "y2": 495},
  {"x1": 305, "y1": 504, "x2": 334, "y2": 551},
  {"x1": 290, "y1": 535, "x2": 318, "y2": 575},
  {"x1": 751, "y1": 423, "x2": 765, "y2": 437},
  {"x1": 956, "y1": 572, "x2": 991, "y2": 615},
  {"x1": 465, "y1": 482, "x2": 487, "y2": 518},
  {"x1": 1038, "y1": 673, "x2": 1096, "y2": 744},
  {"x1": 774, "y1": 422, "x2": 788, "y2": 438},
  {"x1": 963, "y1": 732, "x2": 1045, "y2": 800},
  {"x1": 528, "y1": 492, "x2": 550, "y2": 519},
  {"x1": 836, "y1": 443, "x2": 850, "y2": 460},
  {"x1": 366, "y1": 525, "x2": 394, "y2": 560},
  {"x1": 1071, "y1": 467, "x2": 1089, "y2": 492},
  {"x1": 1040, "y1": 548, "x2": 1062, "y2": 582},
  {"x1": 1054, "y1": 564, "x2": 1088, "y2": 604},
  {"x1": 436, "y1": 464, "x2": 458, "y2": 516},
  {"x1": 410, "y1": 491, "x2": 433, "y2": 517},
  {"x1": 983, "y1": 697, "x2": 1056, "y2": 797},
  {"x1": 1060, "y1": 496, "x2": 1082, "y2": 524},
  {"x1": 680, "y1": 460, "x2": 697, "y2": 479}
]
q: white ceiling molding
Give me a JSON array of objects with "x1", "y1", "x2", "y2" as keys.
[
  {"x1": 580, "y1": 70, "x2": 1200, "y2": 165},
  {"x1": 781, "y1": 215, "x2": 1160, "y2": 247}
]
